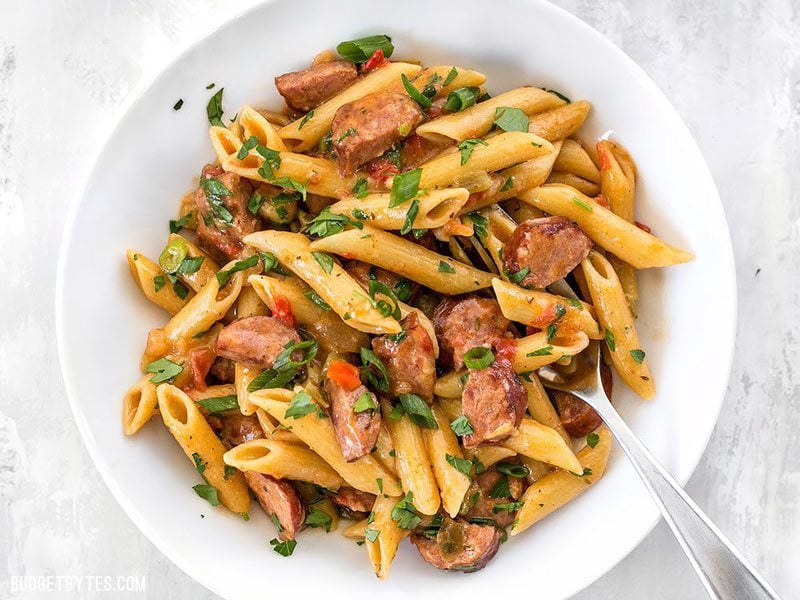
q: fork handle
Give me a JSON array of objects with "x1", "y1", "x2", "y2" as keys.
[{"x1": 597, "y1": 405, "x2": 781, "y2": 599}]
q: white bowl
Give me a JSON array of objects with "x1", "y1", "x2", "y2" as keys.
[{"x1": 56, "y1": 0, "x2": 736, "y2": 598}]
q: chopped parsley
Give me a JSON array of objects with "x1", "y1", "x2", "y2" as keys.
[
  {"x1": 144, "y1": 357, "x2": 183, "y2": 384},
  {"x1": 457, "y1": 138, "x2": 488, "y2": 166}
]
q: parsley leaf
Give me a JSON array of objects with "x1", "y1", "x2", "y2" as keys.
[
  {"x1": 397, "y1": 394, "x2": 438, "y2": 429},
  {"x1": 401, "y1": 73, "x2": 432, "y2": 108},
  {"x1": 630, "y1": 349, "x2": 646, "y2": 364},
  {"x1": 493, "y1": 106, "x2": 530, "y2": 132},
  {"x1": 605, "y1": 328, "x2": 616, "y2": 352},
  {"x1": 389, "y1": 168, "x2": 422, "y2": 208},
  {"x1": 445, "y1": 454, "x2": 473, "y2": 477},
  {"x1": 216, "y1": 255, "x2": 259, "y2": 286},
  {"x1": 336, "y1": 35, "x2": 394, "y2": 63},
  {"x1": 206, "y1": 88, "x2": 225, "y2": 127},
  {"x1": 269, "y1": 538, "x2": 297, "y2": 556},
  {"x1": 586, "y1": 432, "x2": 600, "y2": 449},
  {"x1": 197, "y1": 395, "x2": 239, "y2": 413},
  {"x1": 391, "y1": 492, "x2": 421, "y2": 529},
  {"x1": 399, "y1": 199, "x2": 419, "y2": 235},
  {"x1": 145, "y1": 357, "x2": 183, "y2": 384},
  {"x1": 285, "y1": 390, "x2": 317, "y2": 420},
  {"x1": 457, "y1": 138, "x2": 488, "y2": 166},
  {"x1": 311, "y1": 251, "x2": 334, "y2": 274},
  {"x1": 450, "y1": 415, "x2": 474, "y2": 436},
  {"x1": 438, "y1": 260, "x2": 456, "y2": 273},
  {"x1": 193, "y1": 484, "x2": 219, "y2": 506}
]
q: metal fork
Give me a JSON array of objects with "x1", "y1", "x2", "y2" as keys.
[{"x1": 538, "y1": 342, "x2": 781, "y2": 599}]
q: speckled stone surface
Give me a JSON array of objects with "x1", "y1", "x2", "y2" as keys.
[{"x1": 0, "y1": 1, "x2": 797, "y2": 598}]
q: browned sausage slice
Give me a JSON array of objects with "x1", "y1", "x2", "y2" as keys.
[
  {"x1": 195, "y1": 164, "x2": 259, "y2": 263},
  {"x1": 275, "y1": 60, "x2": 357, "y2": 112},
  {"x1": 460, "y1": 465, "x2": 525, "y2": 528},
  {"x1": 553, "y1": 362, "x2": 612, "y2": 437},
  {"x1": 244, "y1": 472, "x2": 306, "y2": 540},
  {"x1": 411, "y1": 518, "x2": 501, "y2": 572},
  {"x1": 433, "y1": 296, "x2": 510, "y2": 370},
  {"x1": 324, "y1": 378, "x2": 381, "y2": 462},
  {"x1": 345, "y1": 260, "x2": 416, "y2": 301},
  {"x1": 372, "y1": 312, "x2": 436, "y2": 401},
  {"x1": 461, "y1": 356, "x2": 526, "y2": 448},
  {"x1": 216, "y1": 316, "x2": 301, "y2": 369},
  {"x1": 502, "y1": 216, "x2": 593, "y2": 289},
  {"x1": 219, "y1": 413, "x2": 263, "y2": 445},
  {"x1": 331, "y1": 92, "x2": 424, "y2": 176},
  {"x1": 330, "y1": 488, "x2": 376, "y2": 517}
]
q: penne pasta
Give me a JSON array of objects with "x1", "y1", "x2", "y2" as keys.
[
  {"x1": 279, "y1": 62, "x2": 423, "y2": 151},
  {"x1": 416, "y1": 87, "x2": 563, "y2": 143},
  {"x1": 381, "y1": 399, "x2": 440, "y2": 516},
  {"x1": 309, "y1": 226, "x2": 494, "y2": 294},
  {"x1": 234, "y1": 363, "x2": 260, "y2": 416},
  {"x1": 581, "y1": 251, "x2": 654, "y2": 398},
  {"x1": 328, "y1": 188, "x2": 470, "y2": 231},
  {"x1": 365, "y1": 494, "x2": 409, "y2": 580},
  {"x1": 434, "y1": 371, "x2": 465, "y2": 399},
  {"x1": 234, "y1": 285, "x2": 268, "y2": 319},
  {"x1": 244, "y1": 231, "x2": 401, "y2": 334},
  {"x1": 251, "y1": 387, "x2": 402, "y2": 496},
  {"x1": 501, "y1": 417, "x2": 582, "y2": 473},
  {"x1": 518, "y1": 185, "x2": 693, "y2": 268},
  {"x1": 422, "y1": 403, "x2": 471, "y2": 518},
  {"x1": 468, "y1": 445, "x2": 517, "y2": 470},
  {"x1": 237, "y1": 105, "x2": 288, "y2": 151},
  {"x1": 157, "y1": 384, "x2": 251, "y2": 513},
  {"x1": 223, "y1": 439, "x2": 345, "y2": 490},
  {"x1": 492, "y1": 278, "x2": 602, "y2": 339},
  {"x1": 527, "y1": 100, "x2": 591, "y2": 141},
  {"x1": 520, "y1": 374, "x2": 570, "y2": 444},
  {"x1": 554, "y1": 139, "x2": 600, "y2": 183},
  {"x1": 122, "y1": 375, "x2": 159, "y2": 435},
  {"x1": 166, "y1": 234, "x2": 220, "y2": 293},
  {"x1": 512, "y1": 330, "x2": 590, "y2": 374},
  {"x1": 126, "y1": 250, "x2": 192, "y2": 314},
  {"x1": 511, "y1": 427, "x2": 611, "y2": 535},
  {"x1": 545, "y1": 171, "x2": 600, "y2": 197}
]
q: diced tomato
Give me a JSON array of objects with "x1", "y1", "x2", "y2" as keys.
[
  {"x1": 494, "y1": 338, "x2": 517, "y2": 363},
  {"x1": 635, "y1": 221, "x2": 652, "y2": 233},
  {"x1": 327, "y1": 360, "x2": 362, "y2": 391},
  {"x1": 528, "y1": 303, "x2": 558, "y2": 329},
  {"x1": 401, "y1": 134, "x2": 425, "y2": 163},
  {"x1": 365, "y1": 158, "x2": 400, "y2": 185},
  {"x1": 596, "y1": 141, "x2": 612, "y2": 170},
  {"x1": 363, "y1": 49, "x2": 390, "y2": 72},
  {"x1": 426, "y1": 102, "x2": 446, "y2": 120},
  {"x1": 342, "y1": 252, "x2": 355, "y2": 260},
  {"x1": 272, "y1": 295, "x2": 295, "y2": 328},
  {"x1": 187, "y1": 346, "x2": 215, "y2": 392},
  {"x1": 593, "y1": 194, "x2": 610, "y2": 209}
]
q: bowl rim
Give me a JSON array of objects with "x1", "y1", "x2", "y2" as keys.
[{"x1": 55, "y1": 1, "x2": 738, "y2": 598}]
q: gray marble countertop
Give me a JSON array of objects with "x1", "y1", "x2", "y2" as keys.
[{"x1": 0, "y1": 0, "x2": 797, "y2": 598}]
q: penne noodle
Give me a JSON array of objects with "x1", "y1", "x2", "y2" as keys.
[
  {"x1": 328, "y1": 188, "x2": 470, "y2": 231},
  {"x1": 234, "y1": 285, "x2": 268, "y2": 319},
  {"x1": 422, "y1": 403, "x2": 471, "y2": 518},
  {"x1": 309, "y1": 226, "x2": 494, "y2": 294},
  {"x1": 343, "y1": 518, "x2": 368, "y2": 540},
  {"x1": 527, "y1": 100, "x2": 591, "y2": 141},
  {"x1": 244, "y1": 231, "x2": 401, "y2": 334},
  {"x1": 372, "y1": 426, "x2": 399, "y2": 478},
  {"x1": 518, "y1": 185, "x2": 693, "y2": 268},
  {"x1": 122, "y1": 375, "x2": 159, "y2": 435},
  {"x1": 492, "y1": 278, "x2": 602, "y2": 339},
  {"x1": 597, "y1": 139, "x2": 639, "y2": 312},
  {"x1": 279, "y1": 62, "x2": 423, "y2": 151},
  {"x1": 234, "y1": 363, "x2": 260, "y2": 416},
  {"x1": 166, "y1": 234, "x2": 220, "y2": 293},
  {"x1": 365, "y1": 494, "x2": 409, "y2": 580},
  {"x1": 545, "y1": 171, "x2": 600, "y2": 197},
  {"x1": 237, "y1": 105, "x2": 288, "y2": 151},
  {"x1": 521, "y1": 374, "x2": 570, "y2": 444},
  {"x1": 416, "y1": 87, "x2": 564, "y2": 143},
  {"x1": 188, "y1": 384, "x2": 237, "y2": 403},
  {"x1": 501, "y1": 198, "x2": 546, "y2": 223},
  {"x1": 437, "y1": 398, "x2": 463, "y2": 424},
  {"x1": 434, "y1": 371, "x2": 465, "y2": 399},
  {"x1": 157, "y1": 384, "x2": 251, "y2": 513},
  {"x1": 254, "y1": 408, "x2": 304, "y2": 444},
  {"x1": 251, "y1": 387, "x2": 402, "y2": 496},
  {"x1": 511, "y1": 427, "x2": 611, "y2": 535},
  {"x1": 126, "y1": 250, "x2": 192, "y2": 314},
  {"x1": 223, "y1": 439, "x2": 344, "y2": 490},
  {"x1": 486, "y1": 141, "x2": 563, "y2": 207},
  {"x1": 501, "y1": 417, "x2": 582, "y2": 473},
  {"x1": 249, "y1": 274, "x2": 369, "y2": 354},
  {"x1": 554, "y1": 139, "x2": 600, "y2": 183},
  {"x1": 581, "y1": 251, "x2": 654, "y2": 398},
  {"x1": 381, "y1": 399, "x2": 440, "y2": 516},
  {"x1": 413, "y1": 131, "x2": 554, "y2": 191},
  {"x1": 409, "y1": 66, "x2": 487, "y2": 97},
  {"x1": 512, "y1": 330, "x2": 590, "y2": 374},
  {"x1": 468, "y1": 445, "x2": 517, "y2": 469}
]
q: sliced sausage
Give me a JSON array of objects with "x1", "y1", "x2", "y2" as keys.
[
  {"x1": 208, "y1": 356, "x2": 236, "y2": 384},
  {"x1": 330, "y1": 488, "x2": 376, "y2": 517},
  {"x1": 372, "y1": 312, "x2": 436, "y2": 401},
  {"x1": 345, "y1": 260, "x2": 415, "y2": 300},
  {"x1": 216, "y1": 316, "x2": 300, "y2": 369},
  {"x1": 275, "y1": 60, "x2": 357, "y2": 112},
  {"x1": 502, "y1": 216, "x2": 593, "y2": 289},
  {"x1": 331, "y1": 92, "x2": 424, "y2": 176},
  {"x1": 219, "y1": 413, "x2": 263, "y2": 446},
  {"x1": 553, "y1": 362, "x2": 612, "y2": 437},
  {"x1": 324, "y1": 378, "x2": 381, "y2": 462},
  {"x1": 244, "y1": 472, "x2": 306, "y2": 540},
  {"x1": 460, "y1": 465, "x2": 525, "y2": 528},
  {"x1": 195, "y1": 164, "x2": 259, "y2": 263},
  {"x1": 411, "y1": 518, "x2": 501, "y2": 572},
  {"x1": 461, "y1": 356, "x2": 526, "y2": 448},
  {"x1": 217, "y1": 415, "x2": 305, "y2": 539},
  {"x1": 432, "y1": 296, "x2": 510, "y2": 370}
]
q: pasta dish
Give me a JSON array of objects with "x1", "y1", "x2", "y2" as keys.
[{"x1": 122, "y1": 34, "x2": 692, "y2": 576}]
